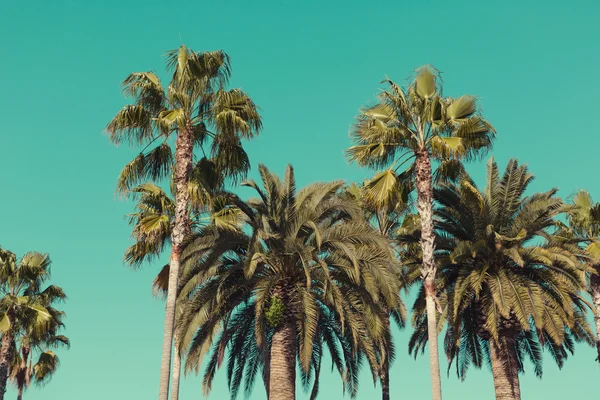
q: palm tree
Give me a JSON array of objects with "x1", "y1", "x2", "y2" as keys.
[
  {"x1": 10, "y1": 286, "x2": 69, "y2": 400},
  {"x1": 106, "y1": 46, "x2": 262, "y2": 400},
  {"x1": 153, "y1": 249, "x2": 363, "y2": 400},
  {"x1": 563, "y1": 190, "x2": 600, "y2": 362},
  {"x1": 345, "y1": 183, "x2": 407, "y2": 400},
  {"x1": 175, "y1": 165, "x2": 401, "y2": 400},
  {"x1": 409, "y1": 158, "x2": 592, "y2": 400},
  {"x1": 346, "y1": 65, "x2": 495, "y2": 400},
  {"x1": 0, "y1": 250, "x2": 55, "y2": 400}
]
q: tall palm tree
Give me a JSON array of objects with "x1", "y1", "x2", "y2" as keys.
[
  {"x1": 9, "y1": 287, "x2": 69, "y2": 400},
  {"x1": 106, "y1": 46, "x2": 262, "y2": 400},
  {"x1": 0, "y1": 250, "x2": 55, "y2": 400},
  {"x1": 563, "y1": 190, "x2": 600, "y2": 362},
  {"x1": 345, "y1": 183, "x2": 407, "y2": 400},
  {"x1": 409, "y1": 159, "x2": 592, "y2": 400},
  {"x1": 175, "y1": 165, "x2": 401, "y2": 400},
  {"x1": 346, "y1": 65, "x2": 495, "y2": 400}
]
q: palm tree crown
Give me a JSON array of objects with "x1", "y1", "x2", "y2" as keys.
[{"x1": 175, "y1": 165, "x2": 402, "y2": 400}]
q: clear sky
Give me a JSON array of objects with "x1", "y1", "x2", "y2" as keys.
[{"x1": 1, "y1": 0, "x2": 599, "y2": 399}]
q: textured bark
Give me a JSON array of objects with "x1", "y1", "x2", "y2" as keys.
[
  {"x1": 0, "y1": 329, "x2": 14, "y2": 400},
  {"x1": 170, "y1": 339, "x2": 181, "y2": 400},
  {"x1": 158, "y1": 124, "x2": 194, "y2": 400},
  {"x1": 269, "y1": 284, "x2": 296, "y2": 400},
  {"x1": 591, "y1": 273, "x2": 600, "y2": 364},
  {"x1": 269, "y1": 318, "x2": 296, "y2": 400},
  {"x1": 415, "y1": 150, "x2": 442, "y2": 400},
  {"x1": 490, "y1": 337, "x2": 520, "y2": 400}
]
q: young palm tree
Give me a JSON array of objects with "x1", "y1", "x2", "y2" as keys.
[
  {"x1": 346, "y1": 65, "x2": 495, "y2": 400},
  {"x1": 345, "y1": 183, "x2": 407, "y2": 400},
  {"x1": 409, "y1": 159, "x2": 592, "y2": 400},
  {"x1": 106, "y1": 46, "x2": 262, "y2": 400},
  {"x1": 0, "y1": 250, "x2": 55, "y2": 400},
  {"x1": 9, "y1": 289, "x2": 69, "y2": 400},
  {"x1": 175, "y1": 165, "x2": 401, "y2": 400},
  {"x1": 563, "y1": 190, "x2": 600, "y2": 362}
]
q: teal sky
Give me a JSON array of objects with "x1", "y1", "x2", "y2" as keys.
[{"x1": 1, "y1": 0, "x2": 599, "y2": 399}]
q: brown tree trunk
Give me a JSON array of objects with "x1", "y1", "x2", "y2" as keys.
[
  {"x1": 16, "y1": 386, "x2": 23, "y2": 400},
  {"x1": 0, "y1": 329, "x2": 15, "y2": 400},
  {"x1": 591, "y1": 273, "x2": 600, "y2": 364},
  {"x1": 268, "y1": 288, "x2": 296, "y2": 400},
  {"x1": 490, "y1": 337, "x2": 520, "y2": 400},
  {"x1": 269, "y1": 319, "x2": 296, "y2": 400},
  {"x1": 415, "y1": 150, "x2": 442, "y2": 400},
  {"x1": 158, "y1": 124, "x2": 194, "y2": 400}
]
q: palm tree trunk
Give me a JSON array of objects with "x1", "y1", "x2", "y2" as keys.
[
  {"x1": 591, "y1": 273, "x2": 600, "y2": 364},
  {"x1": 415, "y1": 150, "x2": 442, "y2": 400},
  {"x1": 0, "y1": 329, "x2": 15, "y2": 400},
  {"x1": 158, "y1": 124, "x2": 194, "y2": 400},
  {"x1": 170, "y1": 339, "x2": 182, "y2": 400},
  {"x1": 269, "y1": 315, "x2": 296, "y2": 400},
  {"x1": 490, "y1": 337, "x2": 520, "y2": 400}
]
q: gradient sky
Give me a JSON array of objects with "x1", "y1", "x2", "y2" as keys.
[{"x1": 1, "y1": 0, "x2": 599, "y2": 399}]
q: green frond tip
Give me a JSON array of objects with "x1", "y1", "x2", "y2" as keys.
[{"x1": 265, "y1": 296, "x2": 285, "y2": 328}]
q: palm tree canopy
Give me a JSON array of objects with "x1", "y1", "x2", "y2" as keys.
[
  {"x1": 174, "y1": 165, "x2": 403, "y2": 398},
  {"x1": 346, "y1": 65, "x2": 495, "y2": 205},
  {"x1": 408, "y1": 158, "x2": 593, "y2": 378},
  {"x1": 564, "y1": 190, "x2": 600, "y2": 261},
  {"x1": 106, "y1": 46, "x2": 262, "y2": 195},
  {"x1": 0, "y1": 250, "x2": 56, "y2": 333}
]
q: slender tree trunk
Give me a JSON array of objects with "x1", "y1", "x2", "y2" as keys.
[
  {"x1": 170, "y1": 338, "x2": 182, "y2": 400},
  {"x1": 591, "y1": 273, "x2": 600, "y2": 364},
  {"x1": 16, "y1": 386, "x2": 23, "y2": 400},
  {"x1": 269, "y1": 290, "x2": 296, "y2": 400},
  {"x1": 0, "y1": 329, "x2": 15, "y2": 400},
  {"x1": 158, "y1": 124, "x2": 194, "y2": 400},
  {"x1": 415, "y1": 150, "x2": 442, "y2": 400},
  {"x1": 490, "y1": 337, "x2": 520, "y2": 400}
]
